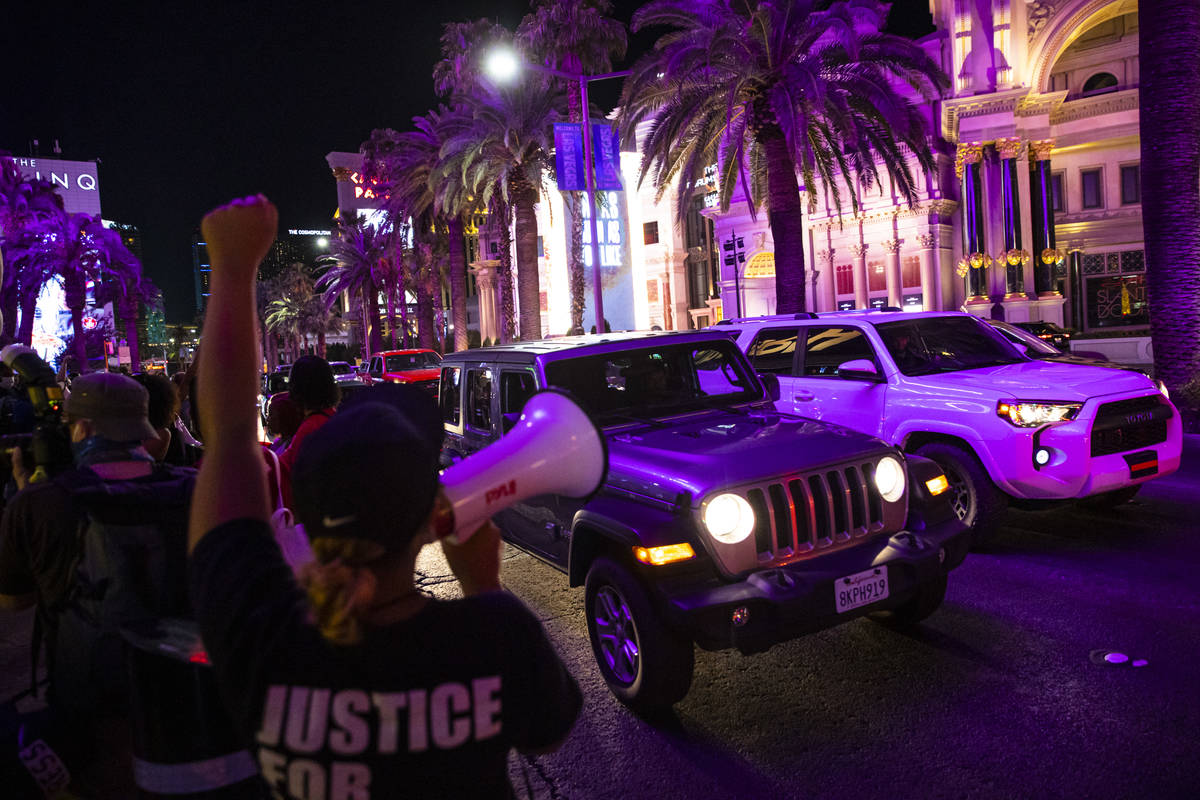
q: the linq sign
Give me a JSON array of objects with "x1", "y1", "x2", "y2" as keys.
[{"x1": 14, "y1": 157, "x2": 102, "y2": 216}]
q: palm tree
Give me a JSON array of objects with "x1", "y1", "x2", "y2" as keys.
[
  {"x1": 265, "y1": 294, "x2": 305, "y2": 363},
  {"x1": 316, "y1": 214, "x2": 387, "y2": 360},
  {"x1": 0, "y1": 155, "x2": 63, "y2": 338},
  {"x1": 442, "y1": 78, "x2": 562, "y2": 340},
  {"x1": 7, "y1": 210, "x2": 141, "y2": 365},
  {"x1": 518, "y1": 0, "x2": 627, "y2": 332},
  {"x1": 1140, "y1": 0, "x2": 1200, "y2": 425},
  {"x1": 619, "y1": 0, "x2": 947, "y2": 314}
]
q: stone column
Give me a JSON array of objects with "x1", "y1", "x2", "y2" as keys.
[
  {"x1": 816, "y1": 248, "x2": 836, "y2": 312},
  {"x1": 882, "y1": 239, "x2": 903, "y2": 308},
  {"x1": 471, "y1": 262, "x2": 499, "y2": 343},
  {"x1": 956, "y1": 142, "x2": 989, "y2": 303},
  {"x1": 851, "y1": 243, "x2": 869, "y2": 309},
  {"x1": 917, "y1": 233, "x2": 937, "y2": 311},
  {"x1": 1028, "y1": 139, "x2": 1060, "y2": 297},
  {"x1": 996, "y1": 137, "x2": 1027, "y2": 297}
]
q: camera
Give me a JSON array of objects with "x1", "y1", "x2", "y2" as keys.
[{"x1": 0, "y1": 345, "x2": 73, "y2": 487}]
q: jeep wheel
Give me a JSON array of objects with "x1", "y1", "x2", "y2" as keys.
[
  {"x1": 869, "y1": 574, "x2": 947, "y2": 629},
  {"x1": 1078, "y1": 485, "x2": 1140, "y2": 510},
  {"x1": 584, "y1": 557, "x2": 694, "y2": 715},
  {"x1": 915, "y1": 442, "x2": 1007, "y2": 546}
]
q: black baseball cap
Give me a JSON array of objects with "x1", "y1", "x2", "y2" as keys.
[{"x1": 291, "y1": 392, "x2": 442, "y2": 549}]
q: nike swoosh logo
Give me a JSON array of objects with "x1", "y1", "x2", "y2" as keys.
[{"x1": 322, "y1": 513, "x2": 358, "y2": 528}]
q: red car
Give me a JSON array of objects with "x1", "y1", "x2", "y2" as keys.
[{"x1": 363, "y1": 349, "x2": 442, "y2": 393}]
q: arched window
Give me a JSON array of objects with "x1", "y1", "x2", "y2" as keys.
[{"x1": 1082, "y1": 72, "x2": 1119, "y2": 96}]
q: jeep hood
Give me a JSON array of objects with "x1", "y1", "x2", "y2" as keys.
[
  {"x1": 908, "y1": 361, "x2": 1156, "y2": 401},
  {"x1": 604, "y1": 409, "x2": 892, "y2": 503}
]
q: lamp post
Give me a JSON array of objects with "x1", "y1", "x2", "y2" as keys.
[{"x1": 486, "y1": 48, "x2": 629, "y2": 333}]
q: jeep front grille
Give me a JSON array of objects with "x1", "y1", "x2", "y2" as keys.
[
  {"x1": 1090, "y1": 394, "x2": 1171, "y2": 457},
  {"x1": 743, "y1": 462, "x2": 889, "y2": 564}
]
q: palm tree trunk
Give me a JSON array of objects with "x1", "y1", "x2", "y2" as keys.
[
  {"x1": 447, "y1": 216, "x2": 469, "y2": 352},
  {"x1": 360, "y1": 287, "x2": 372, "y2": 362},
  {"x1": 385, "y1": 262, "x2": 398, "y2": 350},
  {"x1": 63, "y1": 273, "x2": 88, "y2": 367},
  {"x1": 1141, "y1": 0, "x2": 1200, "y2": 428},
  {"x1": 512, "y1": 181, "x2": 542, "y2": 341},
  {"x1": 366, "y1": 276, "x2": 383, "y2": 353},
  {"x1": 17, "y1": 291, "x2": 37, "y2": 345},
  {"x1": 760, "y1": 127, "x2": 808, "y2": 314},
  {"x1": 567, "y1": 192, "x2": 586, "y2": 334},
  {"x1": 318, "y1": 330, "x2": 326, "y2": 358},
  {"x1": 495, "y1": 194, "x2": 515, "y2": 343}
]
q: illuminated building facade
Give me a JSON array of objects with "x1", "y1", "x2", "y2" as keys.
[{"x1": 705, "y1": 0, "x2": 1149, "y2": 356}]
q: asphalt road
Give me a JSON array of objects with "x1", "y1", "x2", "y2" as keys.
[
  {"x1": 2, "y1": 440, "x2": 1196, "y2": 799},
  {"x1": 459, "y1": 437, "x2": 1200, "y2": 800}
]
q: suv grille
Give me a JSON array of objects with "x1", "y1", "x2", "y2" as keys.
[
  {"x1": 1091, "y1": 394, "x2": 1171, "y2": 457},
  {"x1": 743, "y1": 461, "x2": 888, "y2": 564}
]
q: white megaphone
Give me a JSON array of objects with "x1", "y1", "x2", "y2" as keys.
[{"x1": 436, "y1": 390, "x2": 608, "y2": 544}]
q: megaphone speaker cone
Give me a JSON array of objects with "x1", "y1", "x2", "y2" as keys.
[{"x1": 440, "y1": 390, "x2": 607, "y2": 543}]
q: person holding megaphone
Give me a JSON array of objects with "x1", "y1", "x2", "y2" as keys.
[{"x1": 186, "y1": 195, "x2": 581, "y2": 798}]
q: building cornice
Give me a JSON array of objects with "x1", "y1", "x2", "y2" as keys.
[
  {"x1": 942, "y1": 87, "x2": 1030, "y2": 142},
  {"x1": 806, "y1": 200, "x2": 960, "y2": 231},
  {"x1": 1049, "y1": 89, "x2": 1139, "y2": 125}
]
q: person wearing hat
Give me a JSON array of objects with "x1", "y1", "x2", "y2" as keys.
[
  {"x1": 187, "y1": 196, "x2": 581, "y2": 798},
  {"x1": 0, "y1": 368, "x2": 198, "y2": 797}
]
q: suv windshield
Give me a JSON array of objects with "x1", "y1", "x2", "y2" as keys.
[
  {"x1": 544, "y1": 341, "x2": 759, "y2": 423},
  {"x1": 988, "y1": 320, "x2": 1062, "y2": 357},
  {"x1": 385, "y1": 352, "x2": 441, "y2": 372},
  {"x1": 330, "y1": 362, "x2": 355, "y2": 375},
  {"x1": 876, "y1": 316, "x2": 1027, "y2": 375}
]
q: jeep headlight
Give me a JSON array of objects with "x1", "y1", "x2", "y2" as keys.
[
  {"x1": 702, "y1": 493, "x2": 755, "y2": 544},
  {"x1": 996, "y1": 400, "x2": 1082, "y2": 427},
  {"x1": 874, "y1": 456, "x2": 906, "y2": 502}
]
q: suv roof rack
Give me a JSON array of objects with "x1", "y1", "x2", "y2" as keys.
[
  {"x1": 715, "y1": 312, "x2": 819, "y2": 324},
  {"x1": 816, "y1": 306, "x2": 904, "y2": 317}
]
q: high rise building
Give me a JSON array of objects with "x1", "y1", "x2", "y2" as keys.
[{"x1": 192, "y1": 227, "x2": 330, "y2": 314}]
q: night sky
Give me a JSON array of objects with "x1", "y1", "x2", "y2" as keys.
[{"x1": 3, "y1": 0, "x2": 931, "y2": 323}]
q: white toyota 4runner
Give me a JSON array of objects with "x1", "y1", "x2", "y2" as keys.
[{"x1": 714, "y1": 310, "x2": 1183, "y2": 542}]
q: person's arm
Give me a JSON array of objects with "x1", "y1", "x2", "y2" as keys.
[{"x1": 188, "y1": 196, "x2": 278, "y2": 553}]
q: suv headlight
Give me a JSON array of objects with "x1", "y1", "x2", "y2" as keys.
[
  {"x1": 874, "y1": 456, "x2": 906, "y2": 502},
  {"x1": 702, "y1": 493, "x2": 755, "y2": 544},
  {"x1": 996, "y1": 400, "x2": 1082, "y2": 427}
]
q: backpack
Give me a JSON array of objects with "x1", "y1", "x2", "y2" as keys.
[{"x1": 38, "y1": 465, "x2": 196, "y2": 718}]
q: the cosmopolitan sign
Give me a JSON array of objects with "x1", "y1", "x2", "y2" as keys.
[{"x1": 13, "y1": 157, "x2": 102, "y2": 217}]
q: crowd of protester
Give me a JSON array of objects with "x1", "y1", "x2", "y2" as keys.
[{"x1": 0, "y1": 194, "x2": 580, "y2": 799}]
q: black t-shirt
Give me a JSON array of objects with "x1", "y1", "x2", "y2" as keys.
[{"x1": 189, "y1": 520, "x2": 582, "y2": 799}]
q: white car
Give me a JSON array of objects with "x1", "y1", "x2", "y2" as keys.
[{"x1": 714, "y1": 310, "x2": 1183, "y2": 542}]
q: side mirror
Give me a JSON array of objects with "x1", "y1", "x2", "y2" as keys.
[
  {"x1": 837, "y1": 359, "x2": 883, "y2": 382},
  {"x1": 758, "y1": 372, "x2": 782, "y2": 401},
  {"x1": 501, "y1": 412, "x2": 521, "y2": 433}
]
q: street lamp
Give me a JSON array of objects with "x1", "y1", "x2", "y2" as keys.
[{"x1": 486, "y1": 46, "x2": 630, "y2": 333}]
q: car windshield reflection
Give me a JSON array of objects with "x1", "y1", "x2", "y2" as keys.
[
  {"x1": 385, "y1": 352, "x2": 442, "y2": 371},
  {"x1": 544, "y1": 341, "x2": 759, "y2": 424}
]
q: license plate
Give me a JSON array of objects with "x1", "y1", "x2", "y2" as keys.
[{"x1": 835, "y1": 566, "x2": 889, "y2": 613}]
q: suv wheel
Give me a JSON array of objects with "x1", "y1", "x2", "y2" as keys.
[
  {"x1": 1078, "y1": 485, "x2": 1140, "y2": 510},
  {"x1": 869, "y1": 574, "x2": 947, "y2": 629},
  {"x1": 915, "y1": 442, "x2": 1007, "y2": 546},
  {"x1": 584, "y1": 557, "x2": 694, "y2": 714}
]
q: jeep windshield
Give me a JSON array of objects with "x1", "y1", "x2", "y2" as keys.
[
  {"x1": 876, "y1": 316, "x2": 1028, "y2": 376},
  {"x1": 544, "y1": 340, "x2": 761, "y2": 424},
  {"x1": 385, "y1": 352, "x2": 441, "y2": 372}
]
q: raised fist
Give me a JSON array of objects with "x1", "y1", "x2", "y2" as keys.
[{"x1": 200, "y1": 194, "x2": 278, "y2": 280}]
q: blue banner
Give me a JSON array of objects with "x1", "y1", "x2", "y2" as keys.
[
  {"x1": 591, "y1": 123, "x2": 623, "y2": 191},
  {"x1": 554, "y1": 123, "x2": 586, "y2": 192}
]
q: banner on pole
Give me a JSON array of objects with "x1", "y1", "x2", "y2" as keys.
[
  {"x1": 554, "y1": 123, "x2": 586, "y2": 192},
  {"x1": 591, "y1": 123, "x2": 623, "y2": 191}
]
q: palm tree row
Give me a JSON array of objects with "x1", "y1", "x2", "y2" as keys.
[{"x1": 1, "y1": 152, "x2": 154, "y2": 367}]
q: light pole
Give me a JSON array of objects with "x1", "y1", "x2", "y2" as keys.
[{"x1": 486, "y1": 48, "x2": 629, "y2": 333}]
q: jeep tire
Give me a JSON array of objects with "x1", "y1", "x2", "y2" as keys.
[
  {"x1": 584, "y1": 557, "x2": 694, "y2": 715},
  {"x1": 869, "y1": 573, "x2": 947, "y2": 629},
  {"x1": 915, "y1": 442, "x2": 1007, "y2": 546}
]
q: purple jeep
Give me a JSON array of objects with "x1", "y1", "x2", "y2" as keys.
[{"x1": 439, "y1": 331, "x2": 969, "y2": 714}]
